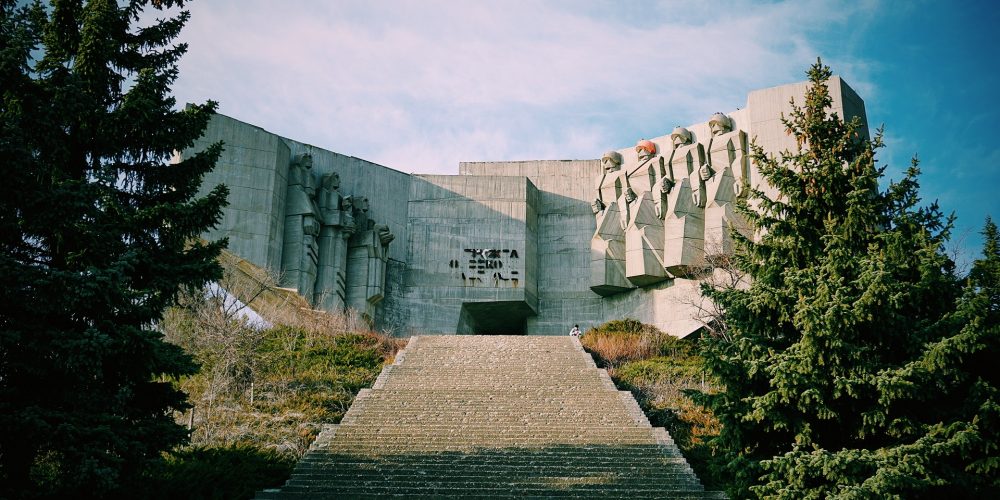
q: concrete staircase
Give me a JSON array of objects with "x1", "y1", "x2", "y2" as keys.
[{"x1": 257, "y1": 335, "x2": 725, "y2": 498}]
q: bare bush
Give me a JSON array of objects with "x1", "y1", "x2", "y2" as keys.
[
  {"x1": 160, "y1": 250, "x2": 405, "y2": 455},
  {"x1": 676, "y1": 236, "x2": 752, "y2": 343}
]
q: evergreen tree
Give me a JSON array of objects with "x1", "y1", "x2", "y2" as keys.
[
  {"x1": 696, "y1": 60, "x2": 968, "y2": 497},
  {"x1": 0, "y1": 1, "x2": 226, "y2": 496},
  {"x1": 863, "y1": 218, "x2": 999, "y2": 496}
]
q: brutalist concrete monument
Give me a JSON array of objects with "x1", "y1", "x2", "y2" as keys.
[{"x1": 179, "y1": 77, "x2": 867, "y2": 336}]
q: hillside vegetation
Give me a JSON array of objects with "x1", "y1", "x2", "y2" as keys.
[
  {"x1": 580, "y1": 319, "x2": 724, "y2": 489},
  {"x1": 146, "y1": 257, "x2": 405, "y2": 498}
]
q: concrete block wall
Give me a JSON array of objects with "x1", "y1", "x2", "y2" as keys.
[
  {"x1": 183, "y1": 114, "x2": 414, "y2": 332},
  {"x1": 280, "y1": 143, "x2": 412, "y2": 264},
  {"x1": 457, "y1": 160, "x2": 717, "y2": 337},
  {"x1": 746, "y1": 76, "x2": 866, "y2": 199},
  {"x1": 185, "y1": 113, "x2": 290, "y2": 273},
  {"x1": 402, "y1": 175, "x2": 539, "y2": 334},
  {"x1": 460, "y1": 160, "x2": 605, "y2": 335}
]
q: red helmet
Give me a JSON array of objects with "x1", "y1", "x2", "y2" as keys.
[{"x1": 635, "y1": 139, "x2": 657, "y2": 156}]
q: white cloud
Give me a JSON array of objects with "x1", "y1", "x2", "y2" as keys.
[{"x1": 167, "y1": 0, "x2": 877, "y2": 174}]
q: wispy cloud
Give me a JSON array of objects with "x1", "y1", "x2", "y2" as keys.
[{"x1": 168, "y1": 0, "x2": 876, "y2": 174}]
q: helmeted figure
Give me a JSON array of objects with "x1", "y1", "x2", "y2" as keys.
[
  {"x1": 698, "y1": 112, "x2": 749, "y2": 256},
  {"x1": 590, "y1": 150, "x2": 632, "y2": 295},
  {"x1": 346, "y1": 203, "x2": 394, "y2": 322},
  {"x1": 623, "y1": 139, "x2": 668, "y2": 286},
  {"x1": 314, "y1": 172, "x2": 356, "y2": 312},
  {"x1": 664, "y1": 126, "x2": 707, "y2": 277},
  {"x1": 281, "y1": 153, "x2": 321, "y2": 302}
]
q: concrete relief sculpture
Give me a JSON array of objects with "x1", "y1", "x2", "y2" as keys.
[
  {"x1": 346, "y1": 215, "x2": 394, "y2": 320},
  {"x1": 663, "y1": 127, "x2": 707, "y2": 277},
  {"x1": 590, "y1": 151, "x2": 632, "y2": 295},
  {"x1": 623, "y1": 139, "x2": 668, "y2": 286},
  {"x1": 314, "y1": 172, "x2": 356, "y2": 311},
  {"x1": 281, "y1": 153, "x2": 321, "y2": 302},
  {"x1": 278, "y1": 157, "x2": 399, "y2": 318},
  {"x1": 701, "y1": 112, "x2": 749, "y2": 256}
]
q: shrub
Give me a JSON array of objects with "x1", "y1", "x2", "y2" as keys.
[
  {"x1": 579, "y1": 319, "x2": 724, "y2": 489},
  {"x1": 133, "y1": 445, "x2": 295, "y2": 500},
  {"x1": 581, "y1": 319, "x2": 692, "y2": 368},
  {"x1": 169, "y1": 323, "x2": 403, "y2": 457}
]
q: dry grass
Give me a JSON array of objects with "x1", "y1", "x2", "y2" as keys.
[
  {"x1": 580, "y1": 318, "x2": 691, "y2": 371},
  {"x1": 582, "y1": 333, "x2": 658, "y2": 369},
  {"x1": 579, "y1": 319, "x2": 723, "y2": 488},
  {"x1": 162, "y1": 251, "x2": 406, "y2": 459},
  {"x1": 172, "y1": 324, "x2": 404, "y2": 457}
]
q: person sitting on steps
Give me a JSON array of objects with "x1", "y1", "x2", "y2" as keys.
[{"x1": 569, "y1": 325, "x2": 581, "y2": 337}]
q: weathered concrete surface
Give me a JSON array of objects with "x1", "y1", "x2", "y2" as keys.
[
  {"x1": 184, "y1": 77, "x2": 867, "y2": 337},
  {"x1": 403, "y1": 175, "x2": 539, "y2": 334}
]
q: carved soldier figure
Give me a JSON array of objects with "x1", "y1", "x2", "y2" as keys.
[
  {"x1": 590, "y1": 151, "x2": 632, "y2": 295},
  {"x1": 664, "y1": 127, "x2": 707, "y2": 277},
  {"x1": 593, "y1": 150, "x2": 631, "y2": 224},
  {"x1": 314, "y1": 172, "x2": 356, "y2": 312},
  {"x1": 346, "y1": 218, "x2": 394, "y2": 322},
  {"x1": 351, "y1": 196, "x2": 370, "y2": 232},
  {"x1": 623, "y1": 139, "x2": 668, "y2": 286},
  {"x1": 281, "y1": 153, "x2": 322, "y2": 302},
  {"x1": 699, "y1": 112, "x2": 749, "y2": 256}
]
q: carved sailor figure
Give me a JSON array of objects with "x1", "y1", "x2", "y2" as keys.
[
  {"x1": 590, "y1": 151, "x2": 632, "y2": 295},
  {"x1": 664, "y1": 127, "x2": 707, "y2": 277},
  {"x1": 314, "y1": 172, "x2": 356, "y2": 312},
  {"x1": 699, "y1": 112, "x2": 749, "y2": 256},
  {"x1": 281, "y1": 153, "x2": 322, "y2": 303},
  {"x1": 623, "y1": 139, "x2": 668, "y2": 286}
]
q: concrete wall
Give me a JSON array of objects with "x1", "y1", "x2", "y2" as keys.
[
  {"x1": 402, "y1": 175, "x2": 539, "y2": 334},
  {"x1": 183, "y1": 115, "x2": 413, "y2": 331},
  {"x1": 186, "y1": 77, "x2": 868, "y2": 338},
  {"x1": 279, "y1": 142, "x2": 413, "y2": 333},
  {"x1": 457, "y1": 160, "x2": 716, "y2": 336},
  {"x1": 746, "y1": 76, "x2": 867, "y2": 198},
  {"x1": 187, "y1": 114, "x2": 290, "y2": 272},
  {"x1": 460, "y1": 160, "x2": 605, "y2": 335}
]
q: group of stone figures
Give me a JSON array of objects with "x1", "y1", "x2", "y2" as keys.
[
  {"x1": 282, "y1": 153, "x2": 394, "y2": 314},
  {"x1": 591, "y1": 112, "x2": 749, "y2": 295}
]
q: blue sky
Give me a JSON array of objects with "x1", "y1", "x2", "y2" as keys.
[{"x1": 164, "y1": 0, "x2": 998, "y2": 267}]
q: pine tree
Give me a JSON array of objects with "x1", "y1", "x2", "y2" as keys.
[
  {"x1": 0, "y1": 1, "x2": 226, "y2": 496},
  {"x1": 696, "y1": 60, "x2": 965, "y2": 497},
  {"x1": 861, "y1": 218, "x2": 999, "y2": 496}
]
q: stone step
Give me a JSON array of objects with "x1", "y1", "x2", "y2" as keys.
[
  {"x1": 340, "y1": 406, "x2": 643, "y2": 414},
  {"x1": 310, "y1": 440, "x2": 663, "y2": 449},
  {"x1": 280, "y1": 482, "x2": 709, "y2": 494},
  {"x1": 303, "y1": 446, "x2": 686, "y2": 456},
  {"x1": 257, "y1": 492, "x2": 725, "y2": 500},
  {"x1": 349, "y1": 392, "x2": 627, "y2": 399},
  {"x1": 330, "y1": 423, "x2": 654, "y2": 431},
  {"x1": 293, "y1": 457, "x2": 693, "y2": 469},
  {"x1": 256, "y1": 335, "x2": 724, "y2": 498},
  {"x1": 340, "y1": 405, "x2": 640, "y2": 414},
  {"x1": 340, "y1": 406, "x2": 632, "y2": 414},
  {"x1": 285, "y1": 468, "x2": 703, "y2": 479},
  {"x1": 329, "y1": 428, "x2": 655, "y2": 435},
  {"x1": 264, "y1": 485, "x2": 714, "y2": 497},
  {"x1": 293, "y1": 464, "x2": 695, "y2": 475}
]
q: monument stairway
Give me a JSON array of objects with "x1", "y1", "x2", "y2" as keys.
[{"x1": 256, "y1": 335, "x2": 725, "y2": 498}]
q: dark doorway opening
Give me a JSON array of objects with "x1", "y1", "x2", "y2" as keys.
[{"x1": 458, "y1": 301, "x2": 534, "y2": 335}]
